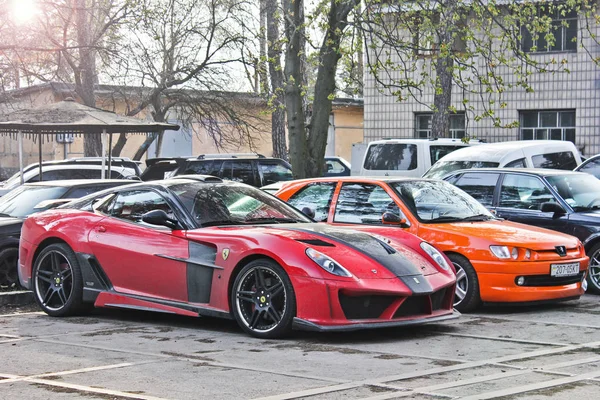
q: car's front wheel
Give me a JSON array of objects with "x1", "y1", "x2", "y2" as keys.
[
  {"x1": 231, "y1": 259, "x2": 296, "y2": 338},
  {"x1": 447, "y1": 253, "x2": 481, "y2": 313},
  {"x1": 0, "y1": 247, "x2": 19, "y2": 289},
  {"x1": 32, "y1": 243, "x2": 85, "y2": 317},
  {"x1": 586, "y1": 243, "x2": 600, "y2": 295}
]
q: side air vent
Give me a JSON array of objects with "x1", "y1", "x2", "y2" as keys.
[{"x1": 296, "y1": 239, "x2": 335, "y2": 247}]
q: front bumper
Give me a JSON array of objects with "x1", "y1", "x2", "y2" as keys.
[
  {"x1": 472, "y1": 256, "x2": 588, "y2": 303},
  {"x1": 293, "y1": 311, "x2": 460, "y2": 332}
]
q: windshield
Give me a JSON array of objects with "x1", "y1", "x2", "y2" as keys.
[
  {"x1": 546, "y1": 174, "x2": 600, "y2": 211},
  {"x1": 391, "y1": 180, "x2": 494, "y2": 223},
  {"x1": 170, "y1": 182, "x2": 312, "y2": 227},
  {"x1": 0, "y1": 186, "x2": 68, "y2": 218},
  {"x1": 424, "y1": 161, "x2": 500, "y2": 179}
]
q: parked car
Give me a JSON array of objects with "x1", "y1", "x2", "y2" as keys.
[
  {"x1": 324, "y1": 157, "x2": 351, "y2": 176},
  {"x1": 444, "y1": 168, "x2": 600, "y2": 294},
  {"x1": 359, "y1": 138, "x2": 481, "y2": 178},
  {"x1": 275, "y1": 177, "x2": 588, "y2": 312},
  {"x1": 0, "y1": 179, "x2": 133, "y2": 288},
  {"x1": 19, "y1": 176, "x2": 457, "y2": 338},
  {"x1": 0, "y1": 160, "x2": 139, "y2": 197},
  {"x1": 140, "y1": 157, "x2": 188, "y2": 181},
  {"x1": 170, "y1": 153, "x2": 294, "y2": 187},
  {"x1": 574, "y1": 153, "x2": 600, "y2": 179},
  {"x1": 424, "y1": 140, "x2": 582, "y2": 179}
]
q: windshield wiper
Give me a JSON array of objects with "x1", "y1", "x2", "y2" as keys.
[
  {"x1": 460, "y1": 214, "x2": 494, "y2": 222},
  {"x1": 200, "y1": 220, "x2": 240, "y2": 227},
  {"x1": 0, "y1": 213, "x2": 13, "y2": 218},
  {"x1": 427, "y1": 216, "x2": 464, "y2": 222},
  {"x1": 244, "y1": 217, "x2": 300, "y2": 224}
]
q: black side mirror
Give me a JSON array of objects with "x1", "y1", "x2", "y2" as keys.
[
  {"x1": 141, "y1": 209, "x2": 179, "y2": 229},
  {"x1": 382, "y1": 212, "x2": 410, "y2": 228},
  {"x1": 540, "y1": 202, "x2": 566, "y2": 216},
  {"x1": 301, "y1": 207, "x2": 315, "y2": 219}
]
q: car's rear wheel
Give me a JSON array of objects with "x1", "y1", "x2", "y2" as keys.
[
  {"x1": 231, "y1": 259, "x2": 296, "y2": 338},
  {"x1": 586, "y1": 243, "x2": 600, "y2": 294},
  {"x1": 447, "y1": 253, "x2": 480, "y2": 312},
  {"x1": 32, "y1": 243, "x2": 85, "y2": 317},
  {"x1": 0, "y1": 247, "x2": 19, "y2": 289}
]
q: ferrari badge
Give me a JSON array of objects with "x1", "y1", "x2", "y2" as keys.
[{"x1": 222, "y1": 248, "x2": 230, "y2": 260}]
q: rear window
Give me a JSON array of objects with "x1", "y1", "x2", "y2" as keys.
[
  {"x1": 429, "y1": 145, "x2": 467, "y2": 165},
  {"x1": 363, "y1": 144, "x2": 417, "y2": 171},
  {"x1": 425, "y1": 161, "x2": 499, "y2": 179},
  {"x1": 179, "y1": 160, "x2": 221, "y2": 176},
  {"x1": 532, "y1": 152, "x2": 577, "y2": 170}
]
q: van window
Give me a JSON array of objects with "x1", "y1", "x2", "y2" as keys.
[
  {"x1": 532, "y1": 152, "x2": 577, "y2": 170},
  {"x1": 430, "y1": 145, "x2": 467, "y2": 165},
  {"x1": 504, "y1": 158, "x2": 526, "y2": 168},
  {"x1": 363, "y1": 144, "x2": 417, "y2": 171}
]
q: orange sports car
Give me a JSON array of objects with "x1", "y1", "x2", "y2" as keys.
[{"x1": 275, "y1": 177, "x2": 589, "y2": 312}]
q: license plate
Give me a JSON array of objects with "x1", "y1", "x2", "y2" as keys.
[{"x1": 550, "y1": 262, "x2": 580, "y2": 277}]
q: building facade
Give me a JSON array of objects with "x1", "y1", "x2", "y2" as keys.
[{"x1": 364, "y1": 7, "x2": 600, "y2": 156}]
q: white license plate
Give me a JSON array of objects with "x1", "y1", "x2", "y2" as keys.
[{"x1": 550, "y1": 263, "x2": 580, "y2": 277}]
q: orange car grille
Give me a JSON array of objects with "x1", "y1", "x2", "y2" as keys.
[
  {"x1": 520, "y1": 272, "x2": 584, "y2": 287},
  {"x1": 534, "y1": 247, "x2": 580, "y2": 261}
]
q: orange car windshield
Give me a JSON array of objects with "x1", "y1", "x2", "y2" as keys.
[{"x1": 391, "y1": 180, "x2": 495, "y2": 223}]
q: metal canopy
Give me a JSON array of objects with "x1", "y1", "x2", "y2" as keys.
[{"x1": 0, "y1": 98, "x2": 180, "y2": 184}]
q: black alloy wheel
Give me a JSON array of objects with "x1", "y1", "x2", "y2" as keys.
[
  {"x1": 231, "y1": 259, "x2": 295, "y2": 338},
  {"x1": 447, "y1": 253, "x2": 481, "y2": 313},
  {"x1": 0, "y1": 247, "x2": 19, "y2": 289},
  {"x1": 32, "y1": 243, "x2": 85, "y2": 316},
  {"x1": 586, "y1": 243, "x2": 600, "y2": 295}
]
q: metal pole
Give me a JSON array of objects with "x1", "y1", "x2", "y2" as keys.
[
  {"x1": 108, "y1": 132, "x2": 113, "y2": 178},
  {"x1": 38, "y1": 134, "x2": 43, "y2": 181},
  {"x1": 101, "y1": 129, "x2": 106, "y2": 180},
  {"x1": 18, "y1": 130, "x2": 24, "y2": 185}
]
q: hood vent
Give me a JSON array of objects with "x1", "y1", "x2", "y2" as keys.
[{"x1": 296, "y1": 239, "x2": 335, "y2": 247}]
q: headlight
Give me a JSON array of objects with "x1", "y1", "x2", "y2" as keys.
[
  {"x1": 490, "y1": 245, "x2": 512, "y2": 259},
  {"x1": 420, "y1": 242, "x2": 450, "y2": 271},
  {"x1": 305, "y1": 248, "x2": 352, "y2": 277}
]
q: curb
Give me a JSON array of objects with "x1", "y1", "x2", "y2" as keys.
[{"x1": 0, "y1": 290, "x2": 35, "y2": 306}]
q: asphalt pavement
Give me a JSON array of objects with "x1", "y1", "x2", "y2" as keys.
[{"x1": 1, "y1": 295, "x2": 600, "y2": 399}]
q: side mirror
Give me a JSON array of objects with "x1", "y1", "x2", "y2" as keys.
[
  {"x1": 141, "y1": 209, "x2": 179, "y2": 229},
  {"x1": 301, "y1": 207, "x2": 315, "y2": 219},
  {"x1": 382, "y1": 212, "x2": 410, "y2": 228},
  {"x1": 541, "y1": 202, "x2": 566, "y2": 216}
]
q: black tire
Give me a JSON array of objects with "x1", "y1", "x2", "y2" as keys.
[
  {"x1": 586, "y1": 242, "x2": 600, "y2": 295},
  {"x1": 447, "y1": 253, "x2": 481, "y2": 313},
  {"x1": 231, "y1": 259, "x2": 296, "y2": 339},
  {"x1": 32, "y1": 243, "x2": 85, "y2": 317},
  {"x1": 0, "y1": 247, "x2": 19, "y2": 289}
]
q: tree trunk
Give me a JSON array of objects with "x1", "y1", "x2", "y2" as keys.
[
  {"x1": 305, "y1": 0, "x2": 359, "y2": 177},
  {"x1": 111, "y1": 133, "x2": 128, "y2": 156},
  {"x1": 133, "y1": 133, "x2": 157, "y2": 161},
  {"x1": 431, "y1": 54, "x2": 454, "y2": 138},
  {"x1": 266, "y1": 0, "x2": 287, "y2": 160},
  {"x1": 283, "y1": 0, "x2": 307, "y2": 178},
  {"x1": 75, "y1": 0, "x2": 102, "y2": 156}
]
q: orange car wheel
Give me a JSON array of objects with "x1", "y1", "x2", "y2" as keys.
[{"x1": 447, "y1": 253, "x2": 481, "y2": 313}]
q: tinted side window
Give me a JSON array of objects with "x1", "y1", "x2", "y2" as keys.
[
  {"x1": 222, "y1": 161, "x2": 255, "y2": 185},
  {"x1": 65, "y1": 185, "x2": 113, "y2": 199},
  {"x1": 429, "y1": 145, "x2": 467, "y2": 165},
  {"x1": 504, "y1": 158, "x2": 527, "y2": 168},
  {"x1": 110, "y1": 190, "x2": 175, "y2": 225},
  {"x1": 363, "y1": 144, "x2": 418, "y2": 171},
  {"x1": 453, "y1": 173, "x2": 499, "y2": 207},
  {"x1": 334, "y1": 183, "x2": 400, "y2": 224},
  {"x1": 41, "y1": 170, "x2": 80, "y2": 180},
  {"x1": 182, "y1": 161, "x2": 213, "y2": 175},
  {"x1": 532, "y1": 152, "x2": 577, "y2": 170},
  {"x1": 499, "y1": 174, "x2": 556, "y2": 210},
  {"x1": 288, "y1": 183, "x2": 336, "y2": 222},
  {"x1": 259, "y1": 161, "x2": 293, "y2": 185},
  {"x1": 578, "y1": 158, "x2": 600, "y2": 179}
]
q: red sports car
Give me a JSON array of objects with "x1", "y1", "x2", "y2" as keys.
[{"x1": 18, "y1": 176, "x2": 457, "y2": 338}]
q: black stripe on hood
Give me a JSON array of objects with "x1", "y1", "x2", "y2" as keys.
[{"x1": 283, "y1": 224, "x2": 433, "y2": 294}]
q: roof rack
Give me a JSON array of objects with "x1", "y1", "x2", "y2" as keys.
[
  {"x1": 197, "y1": 153, "x2": 266, "y2": 159},
  {"x1": 169, "y1": 174, "x2": 223, "y2": 183}
]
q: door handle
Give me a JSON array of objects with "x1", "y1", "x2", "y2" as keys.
[{"x1": 97, "y1": 226, "x2": 106, "y2": 233}]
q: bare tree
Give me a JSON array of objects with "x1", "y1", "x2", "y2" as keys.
[{"x1": 106, "y1": 0, "x2": 261, "y2": 160}]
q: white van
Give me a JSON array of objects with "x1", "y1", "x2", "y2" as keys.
[
  {"x1": 359, "y1": 138, "x2": 480, "y2": 177},
  {"x1": 423, "y1": 140, "x2": 582, "y2": 179}
]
